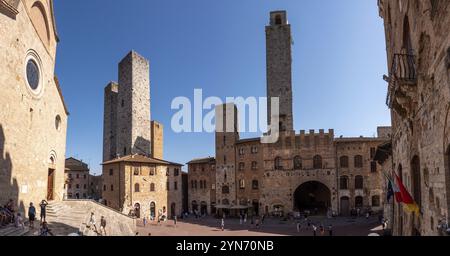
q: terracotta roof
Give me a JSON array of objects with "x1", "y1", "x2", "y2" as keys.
[
  {"x1": 187, "y1": 157, "x2": 215, "y2": 164},
  {"x1": 102, "y1": 154, "x2": 183, "y2": 166}
]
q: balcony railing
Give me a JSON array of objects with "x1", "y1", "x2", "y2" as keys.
[{"x1": 386, "y1": 53, "x2": 417, "y2": 108}]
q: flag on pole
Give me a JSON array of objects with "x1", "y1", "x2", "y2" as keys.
[
  {"x1": 394, "y1": 172, "x2": 420, "y2": 215},
  {"x1": 383, "y1": 170, "x2": 402, "y2": 203}
]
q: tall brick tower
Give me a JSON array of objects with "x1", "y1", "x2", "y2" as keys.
[
  {"x1": 103, "y1": 82, "x2": 119, "y2": 161},
  {"x1": 215, "y1": 103, "x2": 239, "y2": 208},
  {"x1": 266, "y1": 11, "x2": 294, "y2": 132}
]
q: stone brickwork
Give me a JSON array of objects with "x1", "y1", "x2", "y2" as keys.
[
  {"x1": 187, "y1": 157, "x2": 216, "y2": 215},
  {"x1": 117, "y1": 51, "x2": 152, "y2": 158},
  {"x1": 64, "y1": 158, "x2": 90, "y2": 199},
  {"x1": 188, "y1": 11, "x2": 388, "y2": 218},
  {"x1": 0, "y1": 0, "x2": 68, "y2": 215},
  {"x1": 151, "y1": 121, "x2": 163, "y2": 159},
  {"x1": 215, "y1": 104, "x2": 239, "y2": 209},
  {"x1": 103, "y1": 82, "x2": 118, "y2": 161},
  {"x1": 266, "y1": 11, "x2": 293, "y2": 132},
  {"x1": 378, "y1": 0, "x2": 450, "y2": 236},
  {"x1": 101, "y1": 155, "x2": 183, "y2": 219}
]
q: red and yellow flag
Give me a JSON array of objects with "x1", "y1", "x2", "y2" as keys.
[{"x1": 394, "y1": 173, "x2": 420, "y2": 215}]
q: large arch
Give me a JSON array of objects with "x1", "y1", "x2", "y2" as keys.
[{"x1": 294, "y1": 181, "x2": 331, "y2": 215}]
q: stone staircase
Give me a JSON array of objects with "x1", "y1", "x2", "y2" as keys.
[
  {"x1": 0, "y1": 224, "x2": 31, "y2": 236},
  {"x1": 44, "y1": 200, "x2": 136, "y2": 236}
]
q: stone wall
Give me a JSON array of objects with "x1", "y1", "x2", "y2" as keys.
[
  {"x1": 117, "y1": 51, "x2": 151, "y2": 157},
  {"x1": 0, "y1": 0, "x2": 67, "y2": 214},
  {"x1": 187, "y1": 159, "x2": 216, "y2": 214},
  {"x1": 103, "y1": 82, "x2": 118, "y2": 161},
  {"x1": 379, "y1": 0, "x2": 450, "y2": 236},
  {"x1": 63, "y1": 200, "x2": 136, "y2": 236}
]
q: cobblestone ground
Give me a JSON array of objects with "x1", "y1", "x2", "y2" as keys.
[{"x1": 136, "y1": 216, "x2": 384, "y2": 236}]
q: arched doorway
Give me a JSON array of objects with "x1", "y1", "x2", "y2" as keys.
[
  {"x1": 171, "y1": 203, "x2": 176, "y2": 218},
  {"x1": 150, "y1": 202, "x2": 156, "y2": 219},
  {"x1": 340, "y1": 196, "x2": 350, "y2": 216},
  {"x1": 200, "y1": 201, "x2": 207, "y2": 216},
  {"x1": 294, "y1": 181, "x2": 331, "y2": 215},
  {"x1": 134, "y1": 203, "x2": 141, "y2": 218}
]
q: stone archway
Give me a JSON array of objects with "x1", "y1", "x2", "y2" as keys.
[{"x1": 294, "y1": 181, "x2": 331, "y2": 215}]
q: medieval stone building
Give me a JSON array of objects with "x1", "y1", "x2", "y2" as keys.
[
  {"x1": 0, "y1": 0, "x2": 68, "y2": 213},
  {"x1": 101, "y1": 51, "x2": 183, "y2": 219},
  {"x1": 187, "y1": 11, "x2": 389, "y2": 217},
  {"x1": 378, "y1": 0, "x2": 450, "y2": 236}
]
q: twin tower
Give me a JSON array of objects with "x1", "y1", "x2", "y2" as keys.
[{"x1": 103, "y1": 51, "x2": 163, "y2": 162}]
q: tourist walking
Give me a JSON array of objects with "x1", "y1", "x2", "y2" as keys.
[
  {"x1": 240, "y1": 214, "x2": 243, "y2": 225},
  {"x1": 89, "y1": 212, "x2": 98, "y2": 233},
  {"x1": 312, "y1": 225, "x2": 317, "y2": 236},
  {"x1": 39, "y1": 200, "x2": 48, "y2": 222},
  {"x1": 100, "y1": 216, "x2": 107, "y2": 236},
  {"x1": 221, "y1": 218, "x2": 225, "y2": 231},
  {"x1": 328, "y1": 224, "x2": 333, "y2": 236},
  {"x1": 296, "y1": 221, "x2": 301, "y2": 233},
  {"x1": 255, "y1": 217, "x2": 260, "y2": 229},
  {"x1": 174, "y1": 215, "x2": 177, "y2": 227},
  {"x1": 244, "y1": 213, "x2": 247, "y2": 224},
  {"x1": 143, "y1": 216, "x2": 147, "y2": 227},
  {"x1": 28, "y1": 202, "x2": 36, "y2": 229}
]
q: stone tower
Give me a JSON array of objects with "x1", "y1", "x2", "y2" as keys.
[
  {"x1": 215, "y1": 103, "x2": 239, "y2": 207},
  {"x1": 103, "y1": 82, "x2": 119, "y2": 161},
  {"x1": 266, "y1": 11, "x2": 294, "y2": 132},
  {"x1": 150, "y1": 121, "x2": 164, "y2": 159}
]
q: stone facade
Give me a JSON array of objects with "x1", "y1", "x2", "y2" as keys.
[
  {"x1": 266, "y1": 10, "x2": 293, "y2": 132},
  {"x1": 187, "y1": 157, "x2": 216, "y2": 215},
  {"x1": 187, "y1": 11, "x2": 388, "y2": 218},
  {"x1": 64, "y1": 158, "x2": 90, "y2": 199},
  {"x1": 103, "y1": 82, "x2": 118, "y2": 161},
  {"x1": 378, "y1": 0, "x2": 450, "y2": 236},
  {"x1": 0, "y1": 0, "x2": 68, "y2": 214},
  {"x1": 150, "y1": 121, "x2": 163, "y2": 159},
  {"x1": 101, "y1": 155, "x2": 182, "y2": 219}
]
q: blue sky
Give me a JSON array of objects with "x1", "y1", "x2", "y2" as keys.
[{"x1": 54, "y1": 0, "x2": 390, "y2": 175}]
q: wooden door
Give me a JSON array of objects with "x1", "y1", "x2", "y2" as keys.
[{"x1": 47, "y1": 169, "x2": 55, "y2": 200}]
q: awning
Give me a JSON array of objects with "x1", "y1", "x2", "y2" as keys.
[
  {"x1": 214, "y1": 205, "x2": 231, "y2": 209},
  {"x1": 231, "y1": 205, "x2": 252, "y2": 209}
]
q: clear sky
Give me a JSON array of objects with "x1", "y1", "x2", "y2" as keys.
[{"x1": 53, "y1": 0, "x2": 390, "y2": 175}]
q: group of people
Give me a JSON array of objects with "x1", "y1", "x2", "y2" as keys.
[
  {"x1": 296, "y1": 216, "x2": 333, "y2": 236},
  {"x1": 1, "y1": 199, "x2": 54, "y2": 236},
  {"x1": 87, "y1": 212, "x2": 107, "y2": 236}
]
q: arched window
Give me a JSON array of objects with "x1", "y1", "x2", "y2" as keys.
[
  {"x1": 313, "y1": 155, "x2": 322, "y2": 169},
  {"x1": 354, "y1": 155, "x2": 363, "y2": 168},
  {"x1": 293, "y1": 156, "x2": 302, "y2": 170},
  {"x1": 252, "y1": 180, "x2": 259, "y2": 190},
  {"x1": 411, "y1": 155, "x2": 421, "y2": 209},
  {"x1": 150, "y1": 183, "x2": 155, "y2": 192},
  {"x1": 355, "y1": 176, "x2": 364, "y2": 189},
  {"x1": 239, "y1": 162, "x2": 245, "y2": 171},
  {"x1": 222, "y1": 186, "x2": 229, "y2": 194},
  {"x1": 274, "y1": 157, "x2": 282, "y2": 170},
  {"x1": 372, "y1": 195, "x2": 381, "y2": 207},
  {"x1": 340, "y1": 176, "x2": 349, "y2": 190},
  {"x1": 251, "y1": 161, "x2": 258, "y2": 170},
  {"x1": 134, "y1": 183, "x2": 140, "y2": 192},
  {"x1": 355, "y1": 196, "x2": 363, "y2": 208},
  {"x1": 340, "y1": 156, "x2": 349, "y2": 168}
]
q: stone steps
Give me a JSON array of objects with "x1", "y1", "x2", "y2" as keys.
[{"x1": 0, "y1": 225, "x2": 30, "y2": 236}]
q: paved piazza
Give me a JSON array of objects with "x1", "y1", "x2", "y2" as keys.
[{"x1": 136, "y1": 216, "x2": 384, "y2": 236}]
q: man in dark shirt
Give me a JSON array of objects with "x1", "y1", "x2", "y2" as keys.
[{"x1": 39, "y1": 200, "x2": 48, "y2": 222}]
